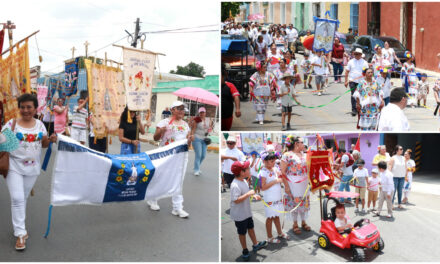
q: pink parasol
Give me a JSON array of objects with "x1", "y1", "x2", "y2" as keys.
[
  {"x1": 248, "y1": 13, "x2": 264, "y2": 21},
  {"x1": 327, "y1": 191, "x2": 359, "y2": 199},
  {"x1": 172, "y1": 87, "x2": 219, "y2": 106}
]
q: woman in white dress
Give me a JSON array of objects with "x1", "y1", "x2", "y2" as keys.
[
  {"x1": 259, "y1": 150, "x2": 289, "y2": 243},
  {"x1": 281, "y1": 136, "x2": 311, "y2": 235},
  {"x1": 402, "y1": 149, "x2": 415, "y2": 204}
]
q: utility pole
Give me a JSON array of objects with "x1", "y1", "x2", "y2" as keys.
[
  {"x1": 132, "y1": 18, "x2": 140, "y2": 48},
  {"x1": 125, "y1": 18, "x2": 143, "y2": 48}
]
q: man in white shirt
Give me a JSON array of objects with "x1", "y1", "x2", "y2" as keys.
[
  {"x1": 286, "y1": 24, "x2": 298, "y2": 52},
  {"x1": 259, "y1": 28, "x2": 272, "y2": 47},
  {"x1": 221, "y1": 136, "x2": 246, "y2": 188},
  {"x1": 345, "y1": 48, "x2": 369, "y2": 116},
  {"x1": 378, "y1": 87, "x2": 410, "y2": 131}
]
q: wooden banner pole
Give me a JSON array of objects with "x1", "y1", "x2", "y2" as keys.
[{"x1": 1, "y1": 30, "x2": 40, "y2": 56}]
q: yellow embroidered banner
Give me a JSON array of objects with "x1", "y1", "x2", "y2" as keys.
[
  {"x1": 0, "y1": 40, "x2": 30, "y2": 122},
  {"x1": 85, "y1": 59, "x2": 126, "y2": 139}
]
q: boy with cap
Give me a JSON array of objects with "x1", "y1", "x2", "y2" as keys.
[
  {"x1": 368, "y1": 168, "x2": 380, "y2": 212},
  {"x1": 230, "y1": 160, "x2": 267, "y2": 261},
  {"x1": 300, "y1": 52, "x2": 313, "y2": 89},
  {"x1": 353, "y1": 159, "x2": 368, "y2": 213}
]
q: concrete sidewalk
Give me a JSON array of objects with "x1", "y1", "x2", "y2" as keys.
[{"x1": 411, "y1": 172, "x2": 440, "y2": 196}]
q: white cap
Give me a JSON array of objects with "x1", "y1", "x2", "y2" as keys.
[
  {"x1": 372, "y1": 168, "x2": 379, "y2": 174},
  {"x1": 171, "y1": 101, "x2": 188, "y2": 112},
  {"x1": 226, "y1": 137, "x2": 236, "y2": 143}
]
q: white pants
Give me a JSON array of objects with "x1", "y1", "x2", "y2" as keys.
[
  {"x1": 149, "y1": 194, "x2": 183, "y2": 211},
  {"x1": 70, "y1": 127, "x2": 87, "y2": 143},
  {"x1": 6, "y1": 170, "x2": 39, "y2": 237}
]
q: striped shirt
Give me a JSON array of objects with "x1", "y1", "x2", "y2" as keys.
[{"x1": 71, "y1": 106, "x2": 88, "y2": 129}]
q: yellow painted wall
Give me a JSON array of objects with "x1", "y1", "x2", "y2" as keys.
[
  {"x1": 338, "y1": 2, "x2": 351, "y2": 33},
  {"x1": 323, "y1": 2, "x2": 351, "y2": 33}
]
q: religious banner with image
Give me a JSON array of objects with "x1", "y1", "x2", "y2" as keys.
[
  {"x1": 64, "y1": 58, "x2": 79, "y2": 97},
  {"x1": 49, "y1": 135, "x2": 188, "y2": 205},
  {"x1": 36, "y1": 84, "x2": 48, "y2": 114},
  {"x1": 0, "y1": 40, "x2": 30, "y2": 121},
  {"x1": 122, "y1": 47, "x2": 156, "y2": 111},
  {"x1": 313, "y1": 12, "x2": 339, "y2": 54},
  {"x1": 85, "y1": 59, "x2": 126, "y2": 139},
  {"x1": 240, "y1": 133, "x2": 265, "y2": 155}
]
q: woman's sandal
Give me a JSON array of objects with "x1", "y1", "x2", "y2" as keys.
[
  {"x1": 302, "y1": 223, "x2": 311, "y2": 231},
  {"x1": 267, "y1": 237, "x2": 281, "y2": 244},
  {"x1": 278, "y1": 232, "x2": 290, "y2": 240},
  {"x1": 293, "y1": 225, "x2": 302, "y2": 234}
]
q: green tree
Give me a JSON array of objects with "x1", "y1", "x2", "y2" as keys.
[
  {"x1": 221, "y1": 2, "x2": 244, "y2": 22},
  {"x1": 170, "y1": 62, "x2": 206, "y2": 78}
]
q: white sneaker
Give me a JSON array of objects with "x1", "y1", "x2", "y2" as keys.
[
  {"x1": 194, "y1": 171, "x2": 200, "y2": 176},
  {"x1": 355, "y1": 208, "x2": 359, "y2": 213},
  {"x1": 172, "y1": 209, "x2": 189, "y2": 218},
  {"x1": 361, "y1": 209, "x2": 366, "y2": 214},
  {"x1": 147, "y1": 200, "x2": 160, "y2": 211},
  {"x1": 318, "y1": 92, "x2": 322, "y2": 96},
  {"x1": 259, "y1": 121, "x2": 264, "y2": 125}
]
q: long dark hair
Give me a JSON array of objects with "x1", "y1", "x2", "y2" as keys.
[
  {"x1": 119, "y1": 106, "x2": 137, "y2": 126},
  {"x1": 393, "y1": 145, "x2": 403, "y2": 156}
]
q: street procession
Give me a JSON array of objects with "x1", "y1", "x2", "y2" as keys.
[
  {"x1": 2, "y1": 0, "x2": 440, "y2": 263},
  {"x1": 221, "y1": 2, "x2": 440, "y2": 132},
  {"x1": 0, "y1": 0, "x2": 219, "y2": 261},
  {"x1": 221, "y1": 132, "x2": 440, "y2": 262}
]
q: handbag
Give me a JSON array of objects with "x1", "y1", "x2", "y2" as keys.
[
  {"x1": 1, "y1": 119, "x2": 16, "y2": 178},
  {"x1": 203, "y1": 137, "x2": 212, "y2": 145}
]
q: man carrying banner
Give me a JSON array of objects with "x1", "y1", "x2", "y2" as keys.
[{"x1": 146, "y1": 101, "x2": 194, "y2": 218}]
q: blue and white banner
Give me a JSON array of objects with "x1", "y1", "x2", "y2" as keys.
[
  {"x1": 313, "y1": 13, "x2": 339, "y2": 53},
  {"x1": 240, "y1": 133, "x2": 265, "y2": 156},
  {"x1": 50, "y1": 135, "x2": 188, "y2": 206}
]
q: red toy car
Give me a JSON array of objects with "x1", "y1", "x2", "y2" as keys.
[{"x1": 317, "y1": 193, "x2": 384, "y2": 262}]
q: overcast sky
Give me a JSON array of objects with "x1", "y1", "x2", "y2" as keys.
[{"x1": 1, "y1": 0, "x2": 219, "y2": 75}]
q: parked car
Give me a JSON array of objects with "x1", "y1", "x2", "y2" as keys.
[
  {"x1": 351, "y1": 35, "x2": 413, "y2": 75},
  {"x1": 338, "y1": 33, "x2": 356, "y2": 55},
  {"x1": 221, "y1": 34, "x2": 256, "y2": 100}
]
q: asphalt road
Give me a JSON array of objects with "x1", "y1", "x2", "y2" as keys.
[
  {"x1": 0, "y1": 140, "x2": 219, "y2": 261},
  {"x1": 230, "y1": 55, "x2": 440, "y2": 132},
  {"x1": 221, "y1": 174, "x2": 440, "y2": 262}
]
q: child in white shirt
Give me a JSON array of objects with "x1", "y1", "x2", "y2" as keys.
[
  {"x1": 300, "y1": 53, "x2": 313, "y2": 89},
  {"x1": 376, "y1": 70, "x2": 392, "y2": 106},
  {"x1": 375, "y1": 161, "x2": 395, "y2": 218},
  {"x1": 353, "y1": 159, "x2": 369, "y2": 213},
  {"x1": 334, "y1": 204, "x2": 352, "y2": 234},
  {"x1": 367, "y1": 168, "x2": 380, "y2": 211},
  {"x1": 417, "y1": 73, "x2": 429, "y2": 107}
]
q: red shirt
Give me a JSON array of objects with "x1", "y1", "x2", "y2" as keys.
[{"x1": 332, "y1": 43, "x2": 345, "y2": 59}]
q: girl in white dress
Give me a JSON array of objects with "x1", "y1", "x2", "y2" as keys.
[
  {"x1": 403, "y1": 149, "x2": 415, "y2": 204},
  {"x1": 259, "y1": 150, "x2": 289, "y2": 243}
]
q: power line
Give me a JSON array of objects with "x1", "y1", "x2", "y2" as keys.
[
  {"x1": 141, "y1": 24, "x2": 218, "y2": 34},
  {"x1": 148, "y1": 29, "x2": 218, "y2": 34}
]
